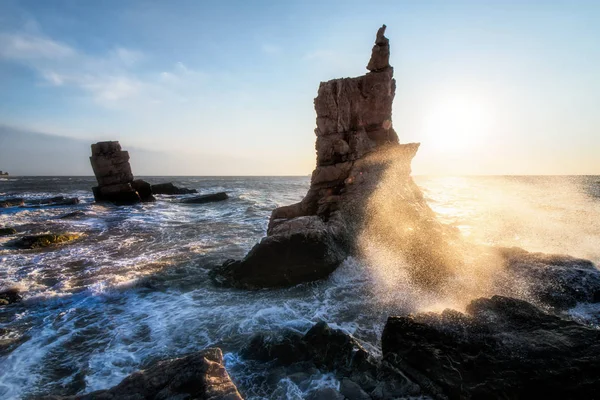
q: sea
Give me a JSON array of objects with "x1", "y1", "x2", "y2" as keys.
[{"x1": 1, "y1": 175, "x2": 599, "y2": 399}]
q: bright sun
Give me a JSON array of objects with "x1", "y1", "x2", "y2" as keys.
[{"x1": 422, "y1": 94, "x2": 493, "y2": 152}]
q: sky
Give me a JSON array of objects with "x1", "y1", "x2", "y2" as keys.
[{"x1": 0, "y1": 0, "x2": 599, "y2": 175}]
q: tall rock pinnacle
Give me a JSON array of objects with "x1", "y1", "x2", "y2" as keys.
[
  {"x1": 212, "y1": 25, "x2": 452, "y2": 290},
  {"x1": 367, "y1": 24, "x2": 390, "y2": 71}
]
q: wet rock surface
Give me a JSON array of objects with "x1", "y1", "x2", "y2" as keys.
[
  {"x1": 211, "y1": 229, "x2": 347, "y2": 289},
  {"x1": 24, "y1": 196, "x2": 80, "y2": 207},
  {"x1": 152, "y1": 182, "x2": 198, "y2": 195},
  {"x1": 0, "y1": 197, "x2": 25, "y2": 208},
  {"x1": 0, "y1": 227, "x2": 17, "y2": 236},
  {"x1": 498, "y1": 247, "x2": 600, "y2": 310},
  {"x1": 41, "y1": 348, "x2": 243, "y2": 400},
  {"x1": 181, "y1": 192, "x2": 229, "y2": 204},
  {"x1": 0, "y1": 288, "x2": 22, "y2": 306},
  {"x1": 382, "y1": 295, "x2": 600, "y2": 400},
  {"x1": 9, "y1": 233, "x2": 81, "y2": 249},
  {"x1": 242, "y1": 322, "x2": 421, "y2": 400}
]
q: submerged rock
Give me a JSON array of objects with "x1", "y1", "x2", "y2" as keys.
[
  {"x1": 24, "y1": 196, "x2": 80, "y2": 207},
  {"x1": 151, "y1": 182, "x2": 198, "y2": 195},
  {"x1": 382, "y1": 295, "x2": 600, "y2": 399},
  {"x1": 0, "y1": 227, "x2": 17, "y2": 236},
  {"x1": 42, "y1": 348, "x2": 242, "y2": 400},
  {"x1": 181, "y1": 192, "x2": 229, "y2": 204},
  {"x1": 57, "y1": 211, "x2": 86, "y2": 219},
  {"x1": 89, "y1": 141, "x2": 153, "y2": 205},
  {"x1": 0, "y1": 288, "x2": 21, "y2": 306},
  {"x1": 0, "y1": 198, "x2": 24, "y2": 208},
  {"x1": 214, "y1": 25, "x2": 453, "y2": 289},
  {"x1": 10, "y1": 233, "x2": 81, "y2": 249}
]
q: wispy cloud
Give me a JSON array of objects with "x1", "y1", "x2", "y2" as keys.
[{"x1": 0, "y1": 33, "x2": 74, "y2": 59}]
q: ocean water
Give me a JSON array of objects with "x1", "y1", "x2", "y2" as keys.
[{"x1": 0, "y1": 175, "x2": 599, "y2": 399}]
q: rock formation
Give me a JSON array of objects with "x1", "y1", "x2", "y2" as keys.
[
  {"x1": 242, "y1": 321, "x2": 421, "y2": 399},
  {"x1": 182, "y1": 192, "x2": 229, "y2": 204},
  {"x1": 90, "y1": 141, "x2": 155, "y2": 204},
  {"x1": 42, "y1": 348, "x2": 243, "y2": 400},
  {"x1": 0, "y1": 227, "x2": 17, "y2": 236},
  {"x1": 382, "y1": 295, "x2": 600, "y2": 399},
  {"x1": 0, "y1": 198, "x2": 24, "y2": 208},
  {"x1": 151, "y1": 182, "x2": 198, "y2": 195},
  {"x1": 9, "y1": 233, "x2": 81, "y2": 249},
  {"x1": 213, "y1": 25, "x2": 453, "y2": 289}
]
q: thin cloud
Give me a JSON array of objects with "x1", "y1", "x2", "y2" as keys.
[{"x1": 0, "y1": 33, "x2": 74, "y2": 59}]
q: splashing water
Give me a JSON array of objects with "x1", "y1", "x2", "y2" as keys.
[{"x1": 0, "y1": 175, "x2": 599, "y2": 398}]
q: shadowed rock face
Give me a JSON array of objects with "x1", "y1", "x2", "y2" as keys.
[
  {"x1": 90, "y1": 141, "x2": 155, "y2": 204},
  {"x1": 213, "y1": 25, "x2": 446, "y2": 289},
  {"x1": 382, "y1": 295, "x2": 600, "y2": 400},
  {"x1": 41, "y1": 348, "x2": 243, "y2": 400}
]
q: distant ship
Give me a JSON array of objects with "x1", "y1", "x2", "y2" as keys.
[{"x1": 0, "y1": 171, "x2": 8, "y2": 176}]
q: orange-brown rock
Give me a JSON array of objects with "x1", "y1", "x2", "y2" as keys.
[{"x1": 213, "y1": 25, "x2": 434, "y2": 289}]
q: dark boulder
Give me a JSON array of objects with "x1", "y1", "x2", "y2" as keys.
[
  {"x1": 9, "y1": 233, "x2": 81, "y2": 249},
  {"x1": 131, "y1": 179, "x2": 156, "y2": 202},
  {"x1": 181, "y1": 192, "x2": 229, "y2": 204},
  {"x1": 211, "y1": 228, "x2": 346, "y2": 289},
  {"x1": 92, "y1": 184, "x2": 141, "y2": 205},
  {"x1": 151, "y1": 182, "x2": 198, "y2": 195},
  {"x1": 498, "y1": 247, "x2": 600, "y2": 309},
  {"x1": 0, "y1": 227, "x2": 17, "y2": 236},
  {"x1": 41, "y1": 348, "x2": 243, "y2": 400},
  {"x1": 0, "y1": 288, "x2": 21, "y2": 306},
  {"x1": 0, "y1": 198, "x2": 24, "y2": 208},
  {"x1": 382, "y1": 295, "x2": 600, "y2": 400},
  {"x1": 242, "y1": 321, "x2": 419, "y2": 399}
]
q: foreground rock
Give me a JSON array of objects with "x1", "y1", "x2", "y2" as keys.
[
  {"x1": 242, "y1": 321, "x2": 420, "y2": 399},
  {"x1": 0, "y1": 227, "x2": 17, "y2": 236},
  {"x1": 0, "y1": 198, "x2": 24, "y2": 208},
  {"x1": 182, "y1": 192, "x2": 229, "y2": 204},
  {"x1": 214, "y1": 25, "x2": 455, "y2": 289},
  {"x1": 0, "y1": 288, "x2": 21, "y2": 306},
  {"x1": 152, "y1": 182, "x2": 198, "y2": 195},
  {"x1": 90, "y1": 141, "x2": 155, "y2": 204},
  {"x1": 9, "y1": 233, "x2": 81, "y2": 249},
  {"x1": 382, "y1": 295, "x2": 600, "y2": 399},
  {"x1": 43, "y1": 348, "x2": 243, "y2": 400}
]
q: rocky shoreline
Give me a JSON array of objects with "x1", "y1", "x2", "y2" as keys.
[{"x1": 1, "y1": 25, "x2": 600, "y2": 400}]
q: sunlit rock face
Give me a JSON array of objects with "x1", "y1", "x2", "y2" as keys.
[
  {"x1": 213, "y1": 25, "x2": 454, "y2": 289},
  {"x1": 90, "y1": 141, "x2": 155, "y2": 204}
]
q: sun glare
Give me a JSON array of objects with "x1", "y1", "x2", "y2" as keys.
[{"x1": 422, "y1": 94, "x2": 493, "y2": 152}]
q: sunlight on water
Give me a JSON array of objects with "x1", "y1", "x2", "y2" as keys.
[{"x1": 1, "y1": 175, "x2": 599, "y2": 398}]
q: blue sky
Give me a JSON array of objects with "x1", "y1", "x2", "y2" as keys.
[{"x1": 0, "y1": 0, "x2": 599, "y2": 175}]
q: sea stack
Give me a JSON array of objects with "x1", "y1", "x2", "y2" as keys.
[
  {"x1": 90, "y1": 141, "x2": 154, "y2": 204},
  {"x1": 213, "y1": 25, "x2": 448, "y2": 289}
]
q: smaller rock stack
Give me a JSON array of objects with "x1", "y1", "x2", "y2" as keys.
[{"x1": 90, "y1": 141, "x2": 154, "y2": 204}]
